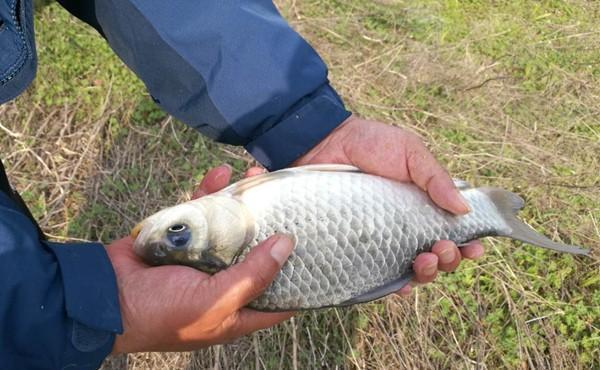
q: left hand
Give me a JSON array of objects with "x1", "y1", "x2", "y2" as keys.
[
  {"x1": 295, "y1": 115, "x2": 484, "y2": 295},
  {"x1": 108, "y1": 166, "x2": 293, "y2": 354}
]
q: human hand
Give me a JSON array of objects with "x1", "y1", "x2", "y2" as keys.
[
  {"x1": 296, "y1": 116, "x2": 484, "y2": 295},
  {"x1": 107, "y1": 166, "x2": 294, "y2": 353}
]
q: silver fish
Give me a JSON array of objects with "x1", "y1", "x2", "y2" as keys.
[{"x1": 131, "y1": 165, "x2": 589, "y2": 311}]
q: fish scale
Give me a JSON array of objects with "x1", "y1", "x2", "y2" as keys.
[
  {"x1": 236, "y1": 170, "x2": 508, "y2": 311},
  {"x1": 132, "y1": 164, "x2": 589, "y2": 311}
]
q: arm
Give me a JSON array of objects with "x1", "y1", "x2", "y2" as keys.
[
  {"x1": 0, "y1": 193, "x2": 122, "y2": 369},
  {"x1": 59, "y1": 1, "x2": 482, "y2": 292},
  {"x1": 60, "y1": 0, "x2": 350, "y2": 171}
]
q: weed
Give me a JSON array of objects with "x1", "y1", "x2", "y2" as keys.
[{"x1": 0, "y1": 1, "x2": 597, "y2": 369}]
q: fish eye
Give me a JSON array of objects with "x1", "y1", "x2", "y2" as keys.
[
  {"x1": 168, "y1": 224, "x2": 187, "y2": 233},
  {"x1": 167, "y1": 224, "x2": 191, "y2": 248}
]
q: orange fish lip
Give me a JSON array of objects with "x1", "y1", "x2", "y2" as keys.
[{"x1": 130, "y1": 222, "x2": 143, "y2": 240}]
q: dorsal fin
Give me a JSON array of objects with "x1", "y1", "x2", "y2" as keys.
[
  {"x1": 290, "y1": 164, "x2": 361, "y2": 173},
  {"x1": 220, "y1": 164, "x2": 362, "y2": 196},
  {"x1": 453, "y1": 178, "x2": 472, "y2": 190}
]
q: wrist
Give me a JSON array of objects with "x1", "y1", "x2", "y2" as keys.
[
  {"x1": 103, "y1": 239, "x2": 135, "y2": 355},
  {"x1": 244, "y1": 84, "x2": 351, "y2": 171},
  {"x1": 45, "y1": 241, "x2": 123, "y2": 364},
  {"x1": 294, "y1": 114, "x2": 360, "y2": 166}
]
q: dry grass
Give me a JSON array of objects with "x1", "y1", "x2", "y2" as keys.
[{"x1": 1, "y1": 1, "x2": 598, "y2": 369}]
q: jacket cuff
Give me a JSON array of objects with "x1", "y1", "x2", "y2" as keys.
[
  {"x1": 46, "y1": 241, "x2": 123, "y2": 367},
  {"x1": 244, "y1": 84, "x2": 351, "y2": 171}
]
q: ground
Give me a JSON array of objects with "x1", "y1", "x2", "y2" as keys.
[{"x1": 1, "y1": 1, "x2": 598, "y2": 369}]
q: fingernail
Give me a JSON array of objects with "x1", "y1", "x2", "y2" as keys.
[
  {"x1": 270, "y1": 236, "x2": 294, "y2": 266},
  {"x1": 470, "y1": 247, "x2": 485, "y2": 259},
  {"x1": 214, "y1": 164, "x2": 231, "y2": 180},
  {"x1": 439, "y1": 247, "x2": 455, "y2": 264},
  {"x1": 218, "y1": 164, "x2": 232, "y2": 172},
  {"x1": 422, "y1": 263, "x2": 437, "y2": 277}
]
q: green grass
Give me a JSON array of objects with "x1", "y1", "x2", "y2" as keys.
[{"x1": 0, "y1": 1, "x2": 598, "y2": 369}]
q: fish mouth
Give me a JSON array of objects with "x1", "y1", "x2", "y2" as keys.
[
  {"x1": 134, "y1": 241, "x2": 228, "y2": 273},
  {"x1": 130, "y1": 222, "x2": 143, "y2": 239},
  {"x1": 135, "y1": 241, "x2": 169, "y2": 266},
  {"x1": 198, "y1": 251, "x2": 230, "y2": 273}
]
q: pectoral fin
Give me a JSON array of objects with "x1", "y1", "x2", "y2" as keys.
[{"x1": 339, "y1": 272, "x2": 415, "y2": 306}]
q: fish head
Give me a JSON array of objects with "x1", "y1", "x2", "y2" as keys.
[{"x1": 131, "y1": 203, "x2": 221, "y2": 270}]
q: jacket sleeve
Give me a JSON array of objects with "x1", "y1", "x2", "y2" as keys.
[
  {"x1": 0, "y1": 192, "x2": 122, "y2": 369},
  {"x1": 60, "y1": 0, "x2": 351, "y2": 170}
]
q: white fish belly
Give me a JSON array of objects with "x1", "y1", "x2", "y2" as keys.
[{"x1": 236, "y1": 171, "x2": 508, "y2": 310}]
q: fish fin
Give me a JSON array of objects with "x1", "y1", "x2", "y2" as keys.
[
  {"x1": 338, "y1": 272, "x2": 414, "y2": 306},
  {"x1": 220, "y1": 170, "x2": 294, "y2": 196},
  {"x1": 453, "y1": 178, "x2": 472, "y2": 190},
  {"x1": 221, "y1": 164, "x2": 361, "y2": 196},
  {"x1": 290, "y1": 164, "x2": 362, "y2": 173},
  {"x1": 482, "y1": 188, "x2": 590, "y2": 256}
]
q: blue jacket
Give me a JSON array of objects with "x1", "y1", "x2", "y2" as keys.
[{"x1": 0, "y1": 0, "x2": 350, "y2": 368}]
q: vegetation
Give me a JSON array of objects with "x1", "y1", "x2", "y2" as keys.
[{"x1": 1, "y1": 1, "x2": 598, "y2": 369}]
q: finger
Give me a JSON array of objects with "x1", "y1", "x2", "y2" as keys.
[
  {"x1": 431, "y1": 240, "x2": 461, "y2": 272},
  {"x1": 412, "y1": 252, "x2": 438, "y2": 284},
  {"x1": 405, "y1": 138, "x2": 470, "y2": 215},
  {"x1": 222, "y1": 309, "x2": 295, "y2": 339},
  {"x1": 207, "y1": 235, "x2": 294, "y2": 316},
  {"x1": 459, "y1": 240, "x2": 485, "y2": 260},
  {"x1": 395, "y1": 283, "x2": 412, "y2": 297},
  {"x1": 192, "y1": 165, "x2": 232, "y2": 199},
  {"x1": 245, "y1": 167, "x2": 265, "y2": 178}
]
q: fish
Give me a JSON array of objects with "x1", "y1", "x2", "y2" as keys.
[{"x1": 131, "y1": 164, "x2": 589, "y2": 311}]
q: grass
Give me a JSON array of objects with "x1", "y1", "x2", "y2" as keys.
[{"x1": 1, "y1": 1, "x2": 598, "y2": 369}]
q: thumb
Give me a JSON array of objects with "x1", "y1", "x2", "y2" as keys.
[{"x1": 208, "y1": 235, "x2": 294, "y2": 314}]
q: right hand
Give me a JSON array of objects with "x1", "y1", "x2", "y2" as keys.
[
  {"x1": 295, "y1": 116, "x2": 484, "y2": 295},
  {"x1": 107, "y1": 166, "x2": 294, "y2": 353}
]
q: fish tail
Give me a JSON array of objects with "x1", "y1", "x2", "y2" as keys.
[{"x1": 481, "y1": 188, "x2": 590, "y2": 256}]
